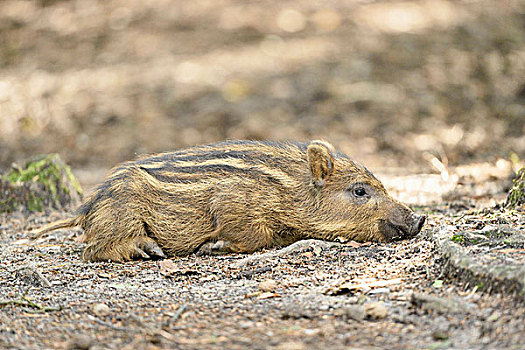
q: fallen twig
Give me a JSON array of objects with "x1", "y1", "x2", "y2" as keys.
[
  {"x1": 0, "y1": 292, "x2": 61, "y2": 312},
  {"x1": 13, "y1": 264, "x2": 52, "y2": 288},
  {"x1": 172, "y1": 302, "x2": 187, "y2": 323},
  {"x1": 129, "y1": 314, "x2": 177, "y2": 341},
  {"x1": 0, "y1": 299, "x2": 31, "y2": 307},
  {"x1": 323, "y1": 278, "x2": 404, "y2": 295},
  {"x1": 232, "y1": 239, "x2": 339, "y2": 268},
  {"x1": 87, "y1": 314, "x2": 131, "y2": 332},
  {"x1": 33, "y1": 269, "x2": 52, "y2": 288}
]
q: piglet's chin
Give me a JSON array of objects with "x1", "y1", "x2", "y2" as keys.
[{"x1": 377, "y1": 215, "x2": 426, "y2": 242}]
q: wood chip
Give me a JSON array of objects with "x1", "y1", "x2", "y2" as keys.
[{"x1": 323, "y1": 278, "x2": 403, "y2": 295}]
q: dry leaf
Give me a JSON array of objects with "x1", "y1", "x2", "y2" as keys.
[
  {"x1": 245, "y1": 291, "x2": 260, "y2": 298},
  {"x1": 158, "y1": 259, "x2": 198, "y2": 276},
  {"x1": 258, "y1": 279, "x2": 278, "y2": 292},
  {"x1": 301, "y1": 251, "x2": 314, "y2": 258},
  {"x1": 346, "y1": 241, "x2": 372, "y2": 248},
  {"x1": 13, "y1": 239, "x2": 30, "y2": 245},
  {"x1": 257, "y1": 292, "x2": 279, "y2": 299},
  {"x1": 312, "y1": 245, "x2": 323, "y2": 255},
  {"x1": 365, "y1": 302, "x2": 388, "y2": 319},
  {"x1": 324, "y1": 278, "x2": 403, "y2": 295},
  {"x1": 244, "y1": 291, "x2": 280, "y2": 299},
  {"x1": 346, "y1": 241, "x2": 362, "y2": 248}
]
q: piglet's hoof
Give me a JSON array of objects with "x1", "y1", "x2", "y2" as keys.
[
  {"x1": 132, "y1": 237, "x2": 166, "y2": 260},
  {"x1": 196, "y1": 240, "x2": 228, "y2": 256}
]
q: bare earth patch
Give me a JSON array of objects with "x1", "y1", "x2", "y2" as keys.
[{"x1": 1, "y1": 192, "x2": 524, "y2": 349}]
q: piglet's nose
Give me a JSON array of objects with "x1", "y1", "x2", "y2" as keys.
[{"x1": 410, "y1": 214, "x2": 426, "y2": 236}]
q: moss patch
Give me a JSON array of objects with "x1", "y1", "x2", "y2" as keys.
[
  {"x1": 0, "y1": 154, "x2": 82, "y2": 213},
  {"x1": 505, "y1": 167, "x2": 525, "y2": 209},
  {"x1": 450, "y1": 234, "x2": 466, "y2": 244}
]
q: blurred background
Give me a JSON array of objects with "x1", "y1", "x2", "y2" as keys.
[{"x1": 0, "y1": 0, "x2": 524, "y2": 196}]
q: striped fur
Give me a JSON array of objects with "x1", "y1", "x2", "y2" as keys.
[{"x1": 35, "y1": 140, "x2": 423, "y2": 262}]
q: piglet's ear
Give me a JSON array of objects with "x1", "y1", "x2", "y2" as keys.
[{"x1": 307, "y1": 140, "x2": 335, "y2": 187}]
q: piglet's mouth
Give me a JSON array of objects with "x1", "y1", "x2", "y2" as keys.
[{"x1": 378, "y1": 214, "x2": 426, "y2": 241}]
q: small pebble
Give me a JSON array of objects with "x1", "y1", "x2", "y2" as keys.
[
  {"x1": 258, "y1": 279, "x2": 278, "y2": 292},
  {"x1": 431, "y1": 316, "x2": 450, "y2": 340},
  {"x1": 303, "y1": 328, "x2": 320, "y2": 336},
  {"x1": 365, "y1": 302, "x2": 388, "y2": 320},
  {"x1": 432, "y1": 329, "x2": 450, "y2": 340},
  {"x1": 487, "y1": 311, "x2": 501, "y2": 322},
  {"x1": 318, "y1": 304, "x2": 329, "y2": 311},
  {"x1": 93, "y1": 303, "x2": 110, "y2": 317},
  {"x1": 368, "y1": 287, "x2": 391, "y2": 295},
  {"x1": 67, "y1": 334, "x2": 93, "y2": 350},
  {"x1": 276, "y1": 341, "x2": 306, "y2": 350},
  {"x1": 335, "y1": 305, "x2": 365, "y2": 321},
  {"x1": 239, "y1": 321, "x2": 254, "y2": 329}
]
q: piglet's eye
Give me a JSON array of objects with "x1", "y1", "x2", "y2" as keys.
[{"x1": 354, "y1": 187, "x2": 367, "y2": 197}]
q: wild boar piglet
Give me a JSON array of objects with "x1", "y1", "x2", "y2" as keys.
[{"x1": 35, "y1": 140, "x2": 426, "y2": 261}]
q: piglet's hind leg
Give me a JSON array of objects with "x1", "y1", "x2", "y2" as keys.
[{"x1": 195, "y1": 240, "x2": 243, "y2": 256}]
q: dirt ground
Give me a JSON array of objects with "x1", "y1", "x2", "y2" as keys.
[
  {"x1": 0, "y1": 0, "x2": 524, "y2": 170},
  {"x1": 1, "y1": 195, "x2": 524, "y2": 350},
  {"x1": 1, "y1": 0, "x2": 525, "y2": 349}
]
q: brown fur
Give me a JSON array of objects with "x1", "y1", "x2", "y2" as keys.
[{"x1": 34, "y1": 140, "x2": 425, "y2": 262}]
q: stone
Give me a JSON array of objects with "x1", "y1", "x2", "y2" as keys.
[
  {"x1": 67, "y1": 334, "x2": 93, "y2": 350},
  {"x1": 93, "y1": 303, "x2": 110, "y2": 317},
  {"x1": 364, "y1": 302, "x2": 388, "y2": 320},
  {"x1": 334, "y1": 305, "x2": 365, "y2": 321},
  {"x1": 411, "y1": 293, "x2": 471, "y2": 315},
  {"x1": 258, "y1": 279, "x2": 278, "y2": 292}
]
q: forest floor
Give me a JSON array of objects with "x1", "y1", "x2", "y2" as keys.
[
  {"x1": 1, "y1": 173, "x2": 524, "y2": 350},
  {"x1": 1, "y1": 0, "x2": 524, "y2": 348}
]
